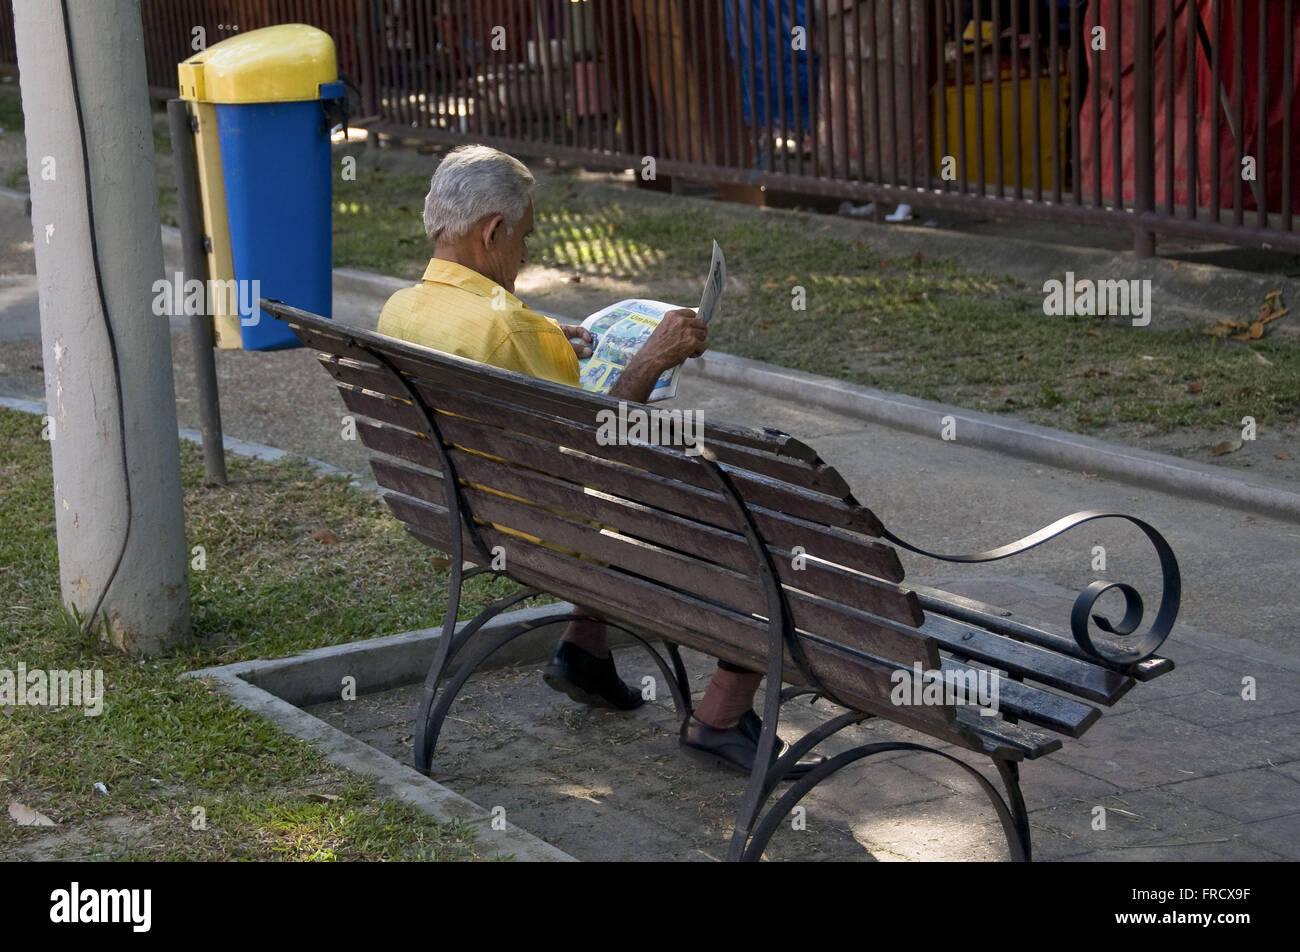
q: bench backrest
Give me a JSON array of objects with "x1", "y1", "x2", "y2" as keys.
[{"x1": 270, "y1": 304, "x2": 962, "y2": 740}]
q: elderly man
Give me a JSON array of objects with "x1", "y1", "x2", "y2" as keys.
[{"x1": 378, "y1": 145, "x2": 820, "y2": 777}]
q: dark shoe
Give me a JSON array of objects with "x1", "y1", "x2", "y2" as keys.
[
  {"x1": 681, "y1": 710, "x2": 826, "y2": 779},
  {"x1": 543, "y1": 642, "x2": 645, "y2": 710}
]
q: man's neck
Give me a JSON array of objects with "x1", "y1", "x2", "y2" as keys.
[{"x1": 434, "y1": 243, "x2": 493, "y2": 284}]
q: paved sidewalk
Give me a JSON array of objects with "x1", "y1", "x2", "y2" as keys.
[{"x1": 3, "y1": 204, "x2": 1298, "y2": 859}]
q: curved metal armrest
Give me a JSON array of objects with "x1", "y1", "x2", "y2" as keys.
[{"x1": 881, "y1": 509, "x2": 1180, "y2": 667}]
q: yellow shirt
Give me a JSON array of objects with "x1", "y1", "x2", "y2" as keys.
[
  {"x1": 377, "y1": 258, "x2": 579, "y2": 386},
  {"x1": 377, "y1": 257, "x2": 597, "y2": 557}
]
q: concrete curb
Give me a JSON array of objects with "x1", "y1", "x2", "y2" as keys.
[{"x1": 185, "y1": 604, "x2": 582, "y2": 862}]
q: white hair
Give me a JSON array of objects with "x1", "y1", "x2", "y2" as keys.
[{"x1": 422, "y1": 145, "x2": 535, "y2": 243}]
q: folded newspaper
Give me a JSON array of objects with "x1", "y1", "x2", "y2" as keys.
[{"x1": 577, "y1": 241, "x2": 725, "y2": 402}]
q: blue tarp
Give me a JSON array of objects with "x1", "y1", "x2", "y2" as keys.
[{"x1": 724, "y1": 0, "x2": 817, "y2": 130}]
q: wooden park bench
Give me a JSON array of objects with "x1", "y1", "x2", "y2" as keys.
[{"x1": 267, "y1": 299, "x2": 1181, "y2": 862}]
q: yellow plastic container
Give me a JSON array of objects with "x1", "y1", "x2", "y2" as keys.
[{"x1": 931, "y1": 76, "x2": 1070, "y2": 192}]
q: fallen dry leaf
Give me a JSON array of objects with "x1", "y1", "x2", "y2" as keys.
[
  {"x1": 1276, "y1": 452, "x2": 1294, "y2": 461},
  {"x1": 306, "y1": 792, "x2": 340, "y2": 803},
  {"x1": 310, "y1": 528, "x2": 340, "y2": 545},
  {"x1": 8, "y1": 802, "x2": 56, "y2": 826},
  {"x1": 1187, "y1": 380, "x2": 1204, "y2": 393},
  {"x1": 1211, "y1": 440, "x2": 1243, "y2": 457}
]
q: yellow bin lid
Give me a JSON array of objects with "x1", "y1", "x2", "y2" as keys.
[{"x1": 178, "y1": 24, "x2": 337, "y2": 103}]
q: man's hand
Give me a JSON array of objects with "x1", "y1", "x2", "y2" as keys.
[
  {"x1": 608, "y1": 308, "x2": 708, "y2": 404},
  {"x1": 637, "y1": 308, "x2": 708, "y2": 374},
  {"x1": 560, "y1": 324, "x2": 594, "y2": 359}
]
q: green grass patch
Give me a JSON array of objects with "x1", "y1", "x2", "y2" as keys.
[{"x1": 0, "y1": 406, "x2": 524, "y2": 861}]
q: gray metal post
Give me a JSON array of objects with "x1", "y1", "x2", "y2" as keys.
[
  {"x1": 1132, "y1": 1, "x2": 1156, "y2": 259},
  {"x1": 167, "y1": 98, "x2": 227, "y2": 486},
  {"x1": 15, "y1": 0, "x2": 192, "y2": 653}
]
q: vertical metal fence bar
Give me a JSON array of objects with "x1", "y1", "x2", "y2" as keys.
[
  {"x1": 636, "y1": 0, "x2": 654, "y2": 159},
  {"x1": 415, "y1": 0, "x2": 432, "y2": 134},
  {"x1": 854, "y1": 0, "x2": 866, "y2": 183},
  {"x1": 819, "y1": 0, "x2": 835, "y2": 177},
  {"x1": 609, "y1": 0, "x2": 627, "y2": 154},
  {"x1": 759, "y1": 0, "x2": 771, "y2": 172},
  {"x1": 853, "y1": 0, "x2": 865, "y2": 184},
  {"x1": 1186, "y1": 0, "x2": 1197, "y2": 219},
  {"x1": 547, "y1": 0, "x2": 566, "y2": 148},
  {"x1": 1070, "y1": 0, "x2": 1081, "y2": 205},
  {"x1": 953, "y1": 0, "x2": 966, "y2": 193},
  {"x1": 887, "y1": 1, "x2": 898, "y2": 186},
  {"x1": 775, "y1": 0, "x2": 791, "y2": 178},
  {"x1": 1010, "y1": 0, "x2": 1022, "y2": 200},
  {"x1": 803, "y1": 0, "x2": 819, "y2": 176},
  {"x1": 448, "y1": 0, "x2": 465, "y2": 134},
  {"x1": 1133, "y1": 0, "x2": 1155, "y2": 256},
  {"x1": 903, "y1": 0, "x2": 916, "y2": 189},
  {"x1": 750, "y1": 0, "x2": 764, "y2": 171},
  {"x1": 833, "y1": 0, "x2": 848, "y2": 180},
  {"x1": 427, "y1": 0, "x2": 444, "y2": 134},
  {"x1": 992, "y1": 0, "x2": 1002, "y2": 198},
  {"x1": 1284, "y1": 0, "x2": 1295, "y2": 232},
  {"x1": 788, "y1": 0, "x2": 802, "y2": 177},
  {"x1": 1050, "y1": 0, "x2": 1061, "y2": 204},
  {"x1": 653, "y1": 0, "x2": 671, "y2": 160},
  {"x1": 686, "y1": 0, "x2": 696, "y2": 162},
  {"x1": 1210, "y1": 0, "x2": 1221, "y2": 216},
  {"x1": 582, "y1": 0, "x2": 595, "y2": 155},
  {"x1": 515, "y1": 0, "x2": 531, "y2": 143},
  {"x1": 1164, "y1": 0, "x2": 1175, "y2": 214},
  {"x1": 1232, "y1": 0, "x2": 1243, "y2": 224},
  {"x1": 972, "y1": 2, "x2": 985, "y2": 196},
  {"x1": 936, "y1": 0, "x2": 949, "y2": 191},
  {"x1": 1029, "y1": 0, "x2": 1041, "y2": 201},
  {"x1": 541, "y1": 0, "x2": 557, "y2": 145},
  {"x1": 1256, "y1": 1, "x2": 1269, "y2": 228},
  {"x1": 388, "y1": 0, "x2": 404, "y2": 128},
  {"x1": 1110, "y1": 0, "x2": 1122, "y2": 209}
]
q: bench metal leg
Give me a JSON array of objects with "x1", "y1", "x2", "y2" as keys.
[
  {"x1": 414, "y1": 610, "x2": 694, "y2": 773},
  {"x1": 739, "y1": 742, "x2": 1032, "y2": 862},
  {"x1": 413, "y1": 583, "x2": 542, "y2": 773},
  {"x1": 994, "y1": 758, "x2": 1033, "y2": 862}
]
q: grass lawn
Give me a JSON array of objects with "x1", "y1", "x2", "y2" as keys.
[
  {"x1": 329, "y1": 145, "x2": 1300, "y2": 438},
  {"x1": 0, "y1": 406, "x2": 524, "y2": 861}
]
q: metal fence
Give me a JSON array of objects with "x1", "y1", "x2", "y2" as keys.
[{"x1": 1, "y1": 1, "x2": 1296, "y2": 255}]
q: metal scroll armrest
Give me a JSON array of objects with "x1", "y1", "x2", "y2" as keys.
[{"x1": 880, "y1": 509, "x2": 1180, "y2": 667}]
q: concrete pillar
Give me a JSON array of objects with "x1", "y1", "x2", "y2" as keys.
[{"x1": 15, "y1": 0, "x2": 192, "y2": 653}]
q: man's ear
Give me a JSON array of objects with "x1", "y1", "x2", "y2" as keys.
[{"x1": 481, "y1": 214, "x2": 506, "y2": 250}]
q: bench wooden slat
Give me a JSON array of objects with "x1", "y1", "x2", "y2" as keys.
[
  {"x1": 352, "y1": 412, "x2": 904, "y2": 583},
  {"x1": 921, "y1": 614, "x2": 1135, "y2": 705},
  {"x1": 320, "y1": 354, "x2": 882, "y2": 535},
  {"x1": 370, "y1": 456, "x2": 922, "y2": 626},
  {"x1": 938, "y1": 659, "x2": 1101, "y2": 738},
  {"x1": 384, "y1": 486, "x2": 929, "y2": 668},
  {"x1": 954, "y1": 707, "x2": 1064, "y2": 760}
]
